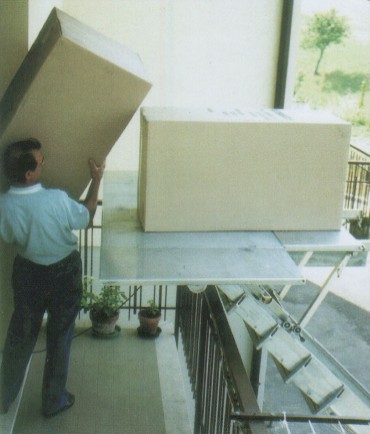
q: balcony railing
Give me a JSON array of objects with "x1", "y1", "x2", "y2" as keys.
[{"x1": 345, "y1": 145, "x2": 370, "y2": 238}]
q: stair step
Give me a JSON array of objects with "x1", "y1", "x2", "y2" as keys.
[
  {"x1": 301, "y1": 383, "x2": 345, "y2": 414},
  {"x1": 218, "y1": 284, "x2": 245, "y2": 302},
  {"x1": 236, "y1": 294, "x2": 277, "y2": 338},
  {"x1": 266, "y1": 327, "x2": 310, "y2": 370}
]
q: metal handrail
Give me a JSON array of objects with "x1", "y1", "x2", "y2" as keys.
[{"x1": 230, "y1": 412, "x2": 370, "y2": 426}]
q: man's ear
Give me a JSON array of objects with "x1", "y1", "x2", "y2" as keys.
[{"x1": 25, "y1": 170, "x2": 34, "y2": 184}]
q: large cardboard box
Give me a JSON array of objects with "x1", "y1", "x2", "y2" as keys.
[
  {"x1": 0, "y1": 8, "x2": 151, "y2": 199},
  {"x1": 138, "y1": 107, "x2": 351, "y2": 231}
]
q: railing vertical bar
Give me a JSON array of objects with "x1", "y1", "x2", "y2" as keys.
[
  {"x1": 128, "y1": 286, "x2": 132, "y2": 321},
  {"x1": 90, "y1": 224, "x2": 94, "y2": 278},
  {"x1": 209, "y1": 337, "x2": 218, "y2": 434},
  {"x1": 83, "y1": 228, "x2": 88, "y2": 277},
  {"x1": 153, "y1": 285, "x2": 156, "y2": 306},
  {"x1": 206, "y1": 325, "x2": 214, "y2": 434},
  {"x1": 190, "y1": 294, "x2": 199, "y2": 392},
  {"x1": 222, "y1": 382, "x2": 229, "y2": 434},
  {"x1": 216, "y1": 358, "x2": 224, "y2": 433},
  {"x1": 200, "y1": 326, "x2": 207, "y2": 432},
  {"x1": 164, "y1": 285, "x2": 168, "y2": 321},
  {"x1": 194, "y1": 294, "x2": 208, "y2": 434},
  {"x1": 158, "y1": 285, "x2": 163, "y2": 312},
  {"x1": 183, "y1": 291, "x2": 191, "y2": 375},
  {"x1": 133, "y1": 285, "x2": 137, "y2": 315},
  {"x1": 174, "y1": 286, "x2": 181, "y2": 346}
]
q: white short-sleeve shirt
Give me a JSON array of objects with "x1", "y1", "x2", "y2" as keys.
[{"x1": 0, "y1": 183, "x2": 90, "y2": 265}]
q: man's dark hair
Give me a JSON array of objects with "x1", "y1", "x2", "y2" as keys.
[{"x1": 3, "y1": 138, "x2": 42, "y2": 184}]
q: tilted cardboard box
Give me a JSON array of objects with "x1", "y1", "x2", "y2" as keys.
[
  {"x1": 0, "y1": 8, "x2": 151, "y2": 199},
  {"x1": 138, "y1": 107, "x2": 351, "y2": 231}
]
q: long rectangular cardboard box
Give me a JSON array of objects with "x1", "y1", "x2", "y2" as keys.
[
  {"x1": 138, "y1": 107, "x2": 351, "y2": 231},
  {"x1": 0, "y1": 8, "x2": 151, "y2": 199}
]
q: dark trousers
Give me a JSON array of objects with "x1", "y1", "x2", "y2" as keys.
[{"x1": 0, "y1": 250, "x2": 82, "y2": 414}]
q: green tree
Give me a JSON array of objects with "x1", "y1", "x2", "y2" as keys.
[{"x1": 301, "y1": 8, "x2": 350, "y2": 75}]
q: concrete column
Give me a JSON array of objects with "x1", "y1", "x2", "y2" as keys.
[{"x1": 0, "y1": 0, "x2": 29, "y2": 346}]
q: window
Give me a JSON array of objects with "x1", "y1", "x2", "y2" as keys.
[{"x1": 293, "y1": 0, "x2": 370, "y2": 144}]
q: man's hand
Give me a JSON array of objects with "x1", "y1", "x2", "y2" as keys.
[
  {"x1": 84, "y1": 159, "x2": 106, "y2": 224},
  {"x1": 89, "y1": 159, "x2": 106, "y2": 181}
]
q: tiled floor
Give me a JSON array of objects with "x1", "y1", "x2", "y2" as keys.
[{"x1": 12, "y1": 321, "x2": 191, "y2": 434}]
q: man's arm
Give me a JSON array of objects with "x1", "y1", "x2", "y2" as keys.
[{"x1": 83, "y1": 159, "x2": 106, "y2": 226}]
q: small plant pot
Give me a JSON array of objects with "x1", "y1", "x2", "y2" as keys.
[
  {"x1": 90, "y1": 311, "x2": 120, "y2": 337},
  {"x1": 138, "y1": 310, "x2": 161, "y2": 337}
]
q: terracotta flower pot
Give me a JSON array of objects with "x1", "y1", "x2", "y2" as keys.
[{"x1": 138, "y1": 309, "x2": 161, "y2": 336}]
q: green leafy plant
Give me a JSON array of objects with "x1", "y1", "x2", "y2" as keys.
[
  {"x1": 140, "y1": 299, "x2": 161, "y2": 318},
  {"x1": 81, "y1": 277, "x2": 127, "y2": 321}
]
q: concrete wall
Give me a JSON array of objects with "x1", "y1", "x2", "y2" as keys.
[{"x1": 0, "y1": 0, "x2": 29, "y2": 346}]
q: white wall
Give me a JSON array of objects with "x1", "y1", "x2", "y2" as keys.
[
  {"x1": 28, "y1": 0, "x2": 62, "y2": 45},
  {"x1": 62, "y1": 0, "x2": 284, "y2": 171}
]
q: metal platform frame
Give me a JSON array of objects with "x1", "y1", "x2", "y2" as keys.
[{"x1": 275, "y1": 231, "x2": 369, "y2": 327}]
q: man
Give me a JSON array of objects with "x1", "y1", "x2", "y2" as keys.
[{"x1": 0, "y1": 138, "x2": 105, "y2": 417}]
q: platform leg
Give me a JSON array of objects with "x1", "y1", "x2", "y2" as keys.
[{"x1": 298, "y1": 253, "x2": 352, "y2": 328}]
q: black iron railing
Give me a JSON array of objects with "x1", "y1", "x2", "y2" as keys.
[
  {"x1": 345, "y1": 145, "x2": 370, "y2": 238},
  {"x1": 345, "y1": 146, "x2": 370, "y2": 218},
  {"x1": 175, "y1": 285, "x2": 268, "y2": 434},
  {"x1": 78, "y1": 201, "x2": 176, "y2": 320}
]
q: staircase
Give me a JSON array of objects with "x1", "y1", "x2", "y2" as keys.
[{"x1": 218, "y1": 284, "x2": 370, "y2": 434}]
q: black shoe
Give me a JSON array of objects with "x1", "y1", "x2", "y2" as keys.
[{"x1": 43, "y1": 392, "x2": 75, "y2": 418}]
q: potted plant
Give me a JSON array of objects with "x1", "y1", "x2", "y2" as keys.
[
  {"x1": 138, "y1": 299, "x2": 161, "y2": 338},
  {"x1": 81, "y1": 278, "x2": 127, "y2": 337}
]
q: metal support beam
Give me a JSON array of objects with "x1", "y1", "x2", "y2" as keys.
[
  {"x1": 230, "y1": 412, "x2": 370, "y2": 426},
  {"x1": 280, "y1": 251, "x2": 314, "y2": 299},
  {"x1": 298, "y1": 253, "x2": 353, "y2": 327},
  {"x1": 251, "y1": 346, "x2": 269, "y2": 410}
]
